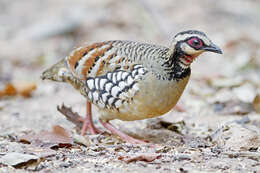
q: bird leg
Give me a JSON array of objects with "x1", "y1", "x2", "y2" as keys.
[
  {"x1": 80, "y1": 101, "x2": 101, "y2": 135},
  {"x1": 100, "y1": 119, "x2": 148, "y2": 145}
]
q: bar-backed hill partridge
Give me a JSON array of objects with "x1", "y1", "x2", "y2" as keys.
[{"x1": 41, "y1": 30, "x2": 222, "y2": 144}]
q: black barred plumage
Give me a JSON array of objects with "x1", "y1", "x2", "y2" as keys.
[{"x1": 85, "y1": 64, "x2": 148, "y2": 109}]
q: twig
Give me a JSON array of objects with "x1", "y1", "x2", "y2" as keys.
[{"x1": 57, "y1": 104, "x2": 83, "y2": 129}]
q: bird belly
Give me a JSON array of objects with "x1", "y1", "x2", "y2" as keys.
[{"x1": 99, "y1": 73, "x2": 190, "y2": 121}]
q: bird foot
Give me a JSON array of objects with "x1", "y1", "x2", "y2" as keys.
[
  {"x1": 79, "y1": 117, "x2": 102, "y2": 135},
  {"x1": 100, "y1": 120, "x2": 149, "y2": 145},
  {"x1": 78, "y1": 101, "x2": 102, "y2": 135}
]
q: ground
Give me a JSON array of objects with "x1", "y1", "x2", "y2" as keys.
[{"x1": 0, "y1": 0, "x2": 260, "y2": 172}]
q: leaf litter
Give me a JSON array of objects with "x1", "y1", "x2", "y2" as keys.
[{"x1": 19, "y1": 125, "x2": 73, "y2": 149}]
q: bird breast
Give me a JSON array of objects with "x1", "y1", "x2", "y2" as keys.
[{"x1": 99, "y1": 72, "x2": 190, "y2": 121}]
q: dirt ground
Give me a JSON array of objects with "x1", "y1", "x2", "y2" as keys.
[{"x1": 1, "y1": 0, "x2": 260, "y2": 172}]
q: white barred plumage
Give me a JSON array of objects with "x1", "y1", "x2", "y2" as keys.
[
  {"x1": 84, "y1": 65, "x2": 147, "y2": 110},
  {"x1": 41, "y1": 30, "x2": 222, "y2": 144}
]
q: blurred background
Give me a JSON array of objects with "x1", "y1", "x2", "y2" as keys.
[{"x1": 0, "y1": 0, "x2": 260, "y2": 171}]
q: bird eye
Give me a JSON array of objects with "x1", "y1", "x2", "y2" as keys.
[{"x1": 188, "y1": 38, "x2": 202, "y2": 49}]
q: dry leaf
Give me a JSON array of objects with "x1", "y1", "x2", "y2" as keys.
[
  {"x1": 3, "y1": 83, "x2": 17, "y2": 96},
  {"x1": 253, "y1": 94, "x2": 260, "y2": 113},
  {"x1": 0, "y1": 152, "x2": 39, "y2": 168},
  {"x1": 118, "y1": 154, "x2": 161, "y2": 163},
  {"x1": 19, "y1": 125, "x2": 73, "y2": 149},
  {"x1": 0, "y1": 82, "x2": 36, "y2": 98},
  {"x1": 15, "y1": 82, "x2": 37, "y2": 97}
]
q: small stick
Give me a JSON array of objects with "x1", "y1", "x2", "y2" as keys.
[{"x1": 57, "y1": 104, "x2": 83, "y2": 129}]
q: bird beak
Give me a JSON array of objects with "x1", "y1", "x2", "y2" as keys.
[{"x1": 203, "y1": 43, "x2": 223, "y2": 54}]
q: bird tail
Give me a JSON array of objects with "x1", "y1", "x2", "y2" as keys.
[{"x1": 41, "y1": 58, "x2": 70, "y2": 82}]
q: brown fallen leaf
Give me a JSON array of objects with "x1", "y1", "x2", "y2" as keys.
[
  {"x1": 253, "y1": 94, "x2": 260, "y2": 113},
  {"x1": 0, "y1": 82, "x2": 36, "y2": 98},
  {"x1": 19, "y1": 125, "x2": 73, "y2": 149},
  {"x1": 2, "y1": 83, "x2": 17, "y2": 96},
  {"x1": 118, "y1": 153, "x2": 161, "y2": 163},
  {"x1": 15, "y1": 82, "x2": 37, "y2": 97}
]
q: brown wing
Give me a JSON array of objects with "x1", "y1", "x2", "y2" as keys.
[
  {"x1": 65, "y1": 40, "x2": 153, "y2": 109},
  {"x1": 65, "y1": 40, "x2": 140, "y2": 81},
  {"x1": 65, "y1": 40, "x2": 168, "y2": 81}
]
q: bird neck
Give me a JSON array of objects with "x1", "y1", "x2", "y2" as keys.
[{"x1": 158, "y1": 48, "x2": 191, "y2": 81}]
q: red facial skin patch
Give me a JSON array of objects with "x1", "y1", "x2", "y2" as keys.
[
  {"x1": 182, "y1": 37, "x2": 203, "y2": 65},
  {"x1": 188, "y1": 38, "x2": 203, "y2": 49},
  {"x1": 183, "y1": 54, "x2": 195, "y2": 64}
]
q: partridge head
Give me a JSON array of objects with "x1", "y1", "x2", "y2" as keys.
[{"x1": 169, "y1": 30, "x2": 222, "y2": 66}]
